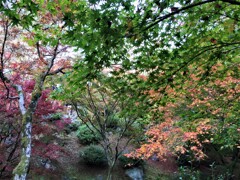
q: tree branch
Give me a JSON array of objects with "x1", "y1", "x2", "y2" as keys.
[
  {"x1": 86, "y1": 83, "x2": 105, "y2": 132},
  {"x1": 57, "y1": 46, "x2": 70, "y2": 54},
  {"x1": 0, "y1": 20, "x2": 9, "y2": 73},
  {"x1": 42, "y1": 39, "x2": 60, "y2": 80},
  {"x1": 47, "y1": 67, "x2": 66, "y2": 76},
  {"x1": 36, "y1": 42, "x2": 41, "y2": 59},
  {"x1": 0, "y1": 20, "x2": 12, "y2": 98},
  {"x1": 220, "y1": 0, "x2": 240, "y2": 5},
  {"x1": 144, "y1": 0, "x2": 216, "y2": 31}
]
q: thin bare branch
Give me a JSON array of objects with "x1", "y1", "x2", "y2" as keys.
[
  {"x1": 47, "y1": 67, "x2": 65, "y2": 75},
  {"x1": 72, "y1": 100, "x2": 102, "y2": 135},
  {"x1": 36, "y1": 42, "x2": 42, "y2": 60},
  {"x1": 86, "y1": 83, "x2": 102, "y2": 123},
  {"x1": 144, "y1": 0, "x2": 216, "y2": 31},
  {"x1": 0, "y1": 20, "x2": 9, "y2": 73},
  {"x1": 41, "y1": 39, "x2": 60, "y2": 80},
  {"x1": 221, "y1": 0, "x2": 240, "y2": 5},
  {"x1": 57, "y1": 46, "x2": 70, "y2": 54}
]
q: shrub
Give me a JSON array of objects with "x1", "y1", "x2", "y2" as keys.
[
  {"x1": 118, "y1": 154, "x2": 144, "y2": 168},
  {"x1": 177, "y1": 166, "x2": 201, "y2": 180},
  {"x1": 76, "y1": 124, "x2": 101, "y2": 145},
  {"x1": 80, "y1": 145, "x2": 108, "y2": 166},
  {"x1": 49, "y1": 113, "x2": 62, "y2": 121},
  {"x1": 65, "y1": 121, "x2": 81, "y2": 134},
  {"x1": 106, "y1": 115, "x2": 119, "y2": 129}
]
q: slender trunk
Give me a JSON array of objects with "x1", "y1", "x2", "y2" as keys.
[
  {"x1": 107, "y1": 165, "x2": 113, "y2": 180},
  {"x1": 107, "y1": 160, "x2": 117, "y2": 180},
  {"x1": 104, "y1": 142, "x2": 118, "y2": 180},
  {"x1": 13, "y1": 83, "x2": 42, "y2": 180},
  {"x1": 102, "y1": 138, "x2": 115, "y2": 180}
]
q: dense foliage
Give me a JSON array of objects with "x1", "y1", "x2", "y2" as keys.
[
  {"x1": 0, "y1": 0, "x2": 239, "y2": 179},
  {"x1": 76, "y1": 124, "x2": 101, "y2": 145},
  {"x1": 80, "y1": 145, "x2": 108, "y2": 166},
  {"x1": 63, "y1": 0, "x2": 240, "y2": 163}
]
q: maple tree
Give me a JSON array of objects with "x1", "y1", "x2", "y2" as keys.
[
  {"x1": 0, "y1": 1, "x2": 77, "y2": 179},
  {"x1": 0, "y1": 83, "x2": 65, "y2": 178},
  {"x1": 64, "y1": 0, "x2": 239, "y2": 132},
  {"x1": 64, "y1": 0, "x2": 239, "y2": 177},
  {"x1": 0, "y1": 0, "x2": 239, "y2": 179},
  {"x1": 54, "y1": 74, "x2": 144, "y2": 180},
  {"x1": 128, "y1": 63, "x2": 239, "y2": 165}
]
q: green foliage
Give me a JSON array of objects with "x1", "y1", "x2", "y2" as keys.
[
  {"x1": 177, "y1": 166, "x2": 201, "y2": 180},
  {"x1": 76, "y1": 124, "x2": 101, "y2": 145},
  {"x1": 70, "y1": 122, "x2": 81, "y2": 131},
  {"x1": 105, "y1": 114, "x2": 120, "y2": 129},
  {"x1": 144, "y1": 164, "x2": 174, "y2": 180},
  {"x1": 80, "y1": 145, "x2": 108, "y2": 166},
  {"x1": 124, "y1": 122, "x2": 145, "y2": 143},
  {"x1": 118, "y1": 154, "x2": 144, "y2": 168},
  {"x1": 65, "y1": 121, "x2": 81, "y2": 134},
  {"x1": 45, "y1": 0, "x2": 239, "y2": 175},
  {"x1": 176, "y1": 165, "x2": 233, "y2": 180},
  {"x1": 49, "y1": 113, "x2": 62, "y2": 121},
  {"x1": 58, "y1": 3, "x2": 240, "y2": 150},
  {"x1": 40, "y1": 135, "x2": 55, "y2": 144}
]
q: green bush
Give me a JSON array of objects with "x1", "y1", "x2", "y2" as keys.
[
  {"x1": 49, "y1": 113, "x2": 62, "y2": 121},
  {"x1": 177, "y1": 166, "x2": 201, "y2": 180},
  {"x1": 76, "y1": 124, "x2": 101, "y2": 145},
  {"x1": 106, "y1": 115, "x2": 120, "y2": 129},
  {"x1": 65, "y1": 121, "x2": 81, "y2": 134},
  {"x1": 118, "y1": 154, "x2": 144, "y2": 168},
  {"x1": 80, "y1": 145, "x2": 108, "y2": 166}
]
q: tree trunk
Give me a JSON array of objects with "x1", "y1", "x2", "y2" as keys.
[
  {"x1": 13, "y1": 84, "x2": 42, "y2": 180},
  {"x1": 13, "y1": 119, "x2": 32, "y2": 180},
  {"x1": 107, "y1": 160, "x2": 117, "y2": 180},
  {"x1": 102, "y1": 138, "x2": 115, "y2": 180},
  {"x1": 107, "y1": 165, "x2": 113, "y2": 180}
]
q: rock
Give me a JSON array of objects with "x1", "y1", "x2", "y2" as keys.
[
  {"x1": 125, "y1": 167, "x2": 144, "y2": 180},
  {"x1": 4, "y1": 136, "x2": 15, "y2": 145},
  {"x1": 62, "y1": 176, "x2": 70, "y2": 180},
  {"x1": 39, "y1": 158, "x2": 56, "y2": 170},
  {"x1": 95, "y1": 174, "x2": 103, "y2": 180},
  {"x1": 44, "y1": 161, "x2": 51, "y2": 169},
  {"x1": 151, "y1": 154, "x2": 159, "y2": 161}
]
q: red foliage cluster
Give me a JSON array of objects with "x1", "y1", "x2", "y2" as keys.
[
  {"x1": 32, "y1": 141, "x2": 66, "y2": 160},
  {"x1": 35, "y1": 89, "x2": 63, "y2": 118},
  {"x1": 55, "y1": 118, "x2": 71, "y2": 130},
  {"x1": 0, "y1": 78, "x2": 68, "y2": 177}
]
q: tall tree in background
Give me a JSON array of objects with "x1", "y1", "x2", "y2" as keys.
[{"x1": 54, "y1": 74, "x2": 146, "y2": 180}]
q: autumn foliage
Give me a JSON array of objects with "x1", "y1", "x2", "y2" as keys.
[
  {"x1": 127, "y1": 63, "x2": 240, "y2": 165},
  {"x1": 0, "y1": 76, "x2": 67, "y2": 177}
]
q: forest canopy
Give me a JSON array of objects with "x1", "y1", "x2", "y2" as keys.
[{"x1": 0, "y1": 0, "x2": 239, "y2": 179}]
